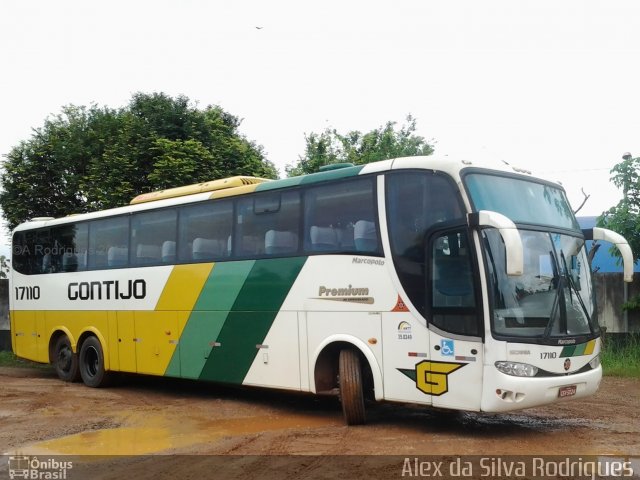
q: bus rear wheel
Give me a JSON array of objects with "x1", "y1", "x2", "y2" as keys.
[
  {"x1": 53, "y1": 335, "x2": 79, "y2": 382},
  {"x1": 338, "y1": 348, "x2": 366, "y2": 425},
  {"x1": 79, "y1": 336, "x2": 110, "y2": 388}
]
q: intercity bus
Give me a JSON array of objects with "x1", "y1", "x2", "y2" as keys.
[{"x1": 9, "y1": 156, "x2": 633, "y2": 424}]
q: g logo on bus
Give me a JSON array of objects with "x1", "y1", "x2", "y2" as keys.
[{"x1": 398, "y1": 360, "x2": 466, "y2": 396}]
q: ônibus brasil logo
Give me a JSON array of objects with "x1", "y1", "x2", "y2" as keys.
[{"x1": 7, "y1": 456, "x2": 73, "y2": 479}]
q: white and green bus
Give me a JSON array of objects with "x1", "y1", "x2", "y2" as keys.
[{"x1": 9, "y1": 156, "x2": 633, "y2": 424}]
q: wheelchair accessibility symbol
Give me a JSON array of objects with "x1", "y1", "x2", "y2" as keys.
[{"x1": 440, "y1": 339, "x2": 454, "y2": 356}]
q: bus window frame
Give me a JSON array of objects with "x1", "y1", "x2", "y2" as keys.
[{"x1": 11, "y1": 173, "x2": 386, "y2": 275}]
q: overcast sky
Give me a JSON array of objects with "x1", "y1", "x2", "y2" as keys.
[{"x1": 1, "y1": 0, "x2": 640, "y2": 255}]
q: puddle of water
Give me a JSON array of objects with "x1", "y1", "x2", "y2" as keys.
[
  {"x1": 24, "y1": 427, "x2": 180, "y2": 455},
  {"x1": 12, "y1": 411, "x2": 339, "y2": 456}
]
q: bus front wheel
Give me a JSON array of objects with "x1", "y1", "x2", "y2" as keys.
[
  {"x1": 53, "y1": 335, "x2": 79, "y2": 382},
  {"x1": 338, "y1": 348, "x2": 366, "y2": 425},
  {"x1": 79, "y1": 336, "x2": 110, "y2": 388}
]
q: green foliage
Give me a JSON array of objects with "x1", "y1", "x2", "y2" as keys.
[
  {"x1": 0, "y1": 93, "x2": 278, "y2": 230},
  {"x1": 622, "y1": 294, "x2": 640, "y2": 313},
  {"x1": 286, "y1": 115, "x2": 434, "y2": 177},
  {"x1": 601, "y1": 333, "x2": 640, "y2": 377},
  {"x1": 0, "y1": 351, "x2": 51, "y2": 369},
  {"x1": 598, "y1": 155, "x2": 640, "y2": 265},
  {"x1": 0, "y1": 255, "x2": 9, "y2": 279}
]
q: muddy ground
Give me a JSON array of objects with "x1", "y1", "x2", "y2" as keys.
[{"x1": 0, "y1": 366, "x2": 638, "y2": 479}]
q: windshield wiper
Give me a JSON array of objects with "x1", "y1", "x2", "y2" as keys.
[
  {"x1": 543, "y1": 247, "x2": 565, "y2": 338},
  {"x1": 560, "y1": 250, "x2": 592, "y2": 326}
]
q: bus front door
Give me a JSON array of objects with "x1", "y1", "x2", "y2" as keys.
[{"x1": 427, "y1": 227, "x2": 483, "y2": 411}]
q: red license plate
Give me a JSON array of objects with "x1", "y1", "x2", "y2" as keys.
[{"x1": 558, "y1": 385, "x2": 577, "y2": 398}]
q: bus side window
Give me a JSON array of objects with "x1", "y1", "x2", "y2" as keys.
[
  {"x1": 88, "y1": 216, "x2": 129, "y2": 270},
  {"x1": 52, "y1": 223, "x2": 88, "y2": 273},
  {"x1": 131, "y1": 209, "x2": 177, "y2": 267},
  {"x1": 303, "y1": 178, "x2": 379, "y2": 255},
  {"x1": 236, "y1": 191, "x2": 300, "y2": 257},
  {"x1": 12, "y1": 231, "x2": 35, "y2": 275},
  {"x1": 178, "y1": 200, "x2": 233, "y2": 262}
]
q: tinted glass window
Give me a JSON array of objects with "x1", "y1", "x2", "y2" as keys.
[
  {"x1": 386, "y1": 172, "x2": 464, "y2": 314},
  {"x1": 304, "y1": 178, "x2": 380, "y2": 255},
  {"x1": 431, "y1": 230, "x2": 479, "y2": 336},
  {"x1": 88, "y1": 216, "x2": 129, "y2": 269},
  {"x1": 12, "y1": 231, "x2": 37, "y2": 275},
  {"x1": 465, "y1": 173, "x2": 580, "y2": 231},
  {"x1": 179, "y1": 200, "x2": 233, "y2": 262},
  {"x1": 51, "y1": 223, "x2": 89, "y2": 272},
  {"x1": 236, "y1": 191, "x2": 300, "y2": 256},
  {"x1": 131, "y1": 209, "x2": 177, "y2": 266}
]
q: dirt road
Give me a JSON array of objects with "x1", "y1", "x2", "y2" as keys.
[{"x1": 0, "y1": 366, "x2": 638, "y2": 478}]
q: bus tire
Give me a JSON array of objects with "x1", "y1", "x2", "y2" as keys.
[
  {"x1": 338, "y1": 348, "x2": 366, "y2": 425},
  {"x1": 53, "y1": 335, "x2": 80, "y2": 382},
  {"x1": 79, "y1": 336, "x2": 110, "y2": 388}
]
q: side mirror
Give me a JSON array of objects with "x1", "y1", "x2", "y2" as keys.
[
  {"x1": 468, "y1": 210, "x2": 523, "y2": 276},
  {"x1": 583, "y1": 227, "x2": 634, "y2": 283}
]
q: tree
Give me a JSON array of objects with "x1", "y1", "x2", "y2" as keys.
[
  {"x1": 0, "y1": 93, "x2": 278, "y2": 230},
  {"x1": 286, "y1": 115, "x2": 434, "y2": 177},
  {"x1": 598, "y1": 154, "x2": 640, "y2": 262},
  {"x1": 0, "y1": 255, "x2": 9, "y2": 279}
]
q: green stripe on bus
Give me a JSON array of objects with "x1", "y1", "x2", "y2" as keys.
[
  {"x1": 255, "y1": 165, "x2": 364, "y2": 191},
  {"x1": 194, "y1": 261, "x2": 256, "y2": 312},
  {"x1": 164, "y1": 261, "x2": 255, "y2": 378},
  {"x1": 560, "y1": 345, "x2": 577, "y2": 358},
  {"x1": 573, "y1": 343, "x2": 587, "y2": 356},
  {"x1": 169, "y1": 311, "x2": 229, "y2": 378},
  {"x1": 198, "y1": 256, "x2": 307, "y2": 384}
]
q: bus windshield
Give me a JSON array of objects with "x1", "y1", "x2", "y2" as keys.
[
  {"x1": 464, "y1": 171, "x2": 597, "y2": 341},
  {"x1": 464, "y1": 172, "x2": 580, "y2": 231},
  {"x1": 483, "y1": 228, "x2": 598, "y2": 341}
]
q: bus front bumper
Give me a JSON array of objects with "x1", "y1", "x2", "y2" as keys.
[{"x1": 480, "y1": 364, "x2": 602, "y2": 413}]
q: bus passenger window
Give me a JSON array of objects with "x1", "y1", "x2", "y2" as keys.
[
  {"x1": 131, "y1": 209, "x2": 176, "y2": 267},
  {"x1": 303, "y1": 178, "x2": 379, "y2": 255},
  {"x1": 107, "y1": 246, "x2": 129, "y2": 267},
  {"x1": 88, "y1": 216, "x2": 129, "y2": 270},
  {"x1": 179, "y1": 200, "x2": 233, "y2": 262},
  {"x1": 52, "y1": 223, "x2": 88, "y2": 273},
  {"x1": 235, "y1": 191, "x2": 300, "y2": 258}
]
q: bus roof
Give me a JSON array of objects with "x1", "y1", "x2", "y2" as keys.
[{"x1": 13, "y1": 155, "x2": 556, "y2": 232}]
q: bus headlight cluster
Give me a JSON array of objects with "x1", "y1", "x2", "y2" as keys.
[
  {"x1": 588, "y1": 354, "x2": 600, "y2": 369},
  {"x1": 495, "y1": 361, "x2": 538, "y2": 377}
]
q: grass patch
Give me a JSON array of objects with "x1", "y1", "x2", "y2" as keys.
[
  {"x1": 0, "y1": 350, "x2": 50, "y2": 369},
  {"x1": 601, "y1": 333, "x2": 640, "y2": 377}
]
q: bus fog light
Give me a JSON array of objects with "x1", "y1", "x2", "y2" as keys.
[
  {"x1": 495, "y1": 361, "x2": 538, "y2": 377},
  {"x1": 589, "y1": 355, "x2": 600, "y2": 369}
]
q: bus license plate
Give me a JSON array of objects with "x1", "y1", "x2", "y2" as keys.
[{"x1": 558, "y1": 385, "x2": 577, "y2": 398}]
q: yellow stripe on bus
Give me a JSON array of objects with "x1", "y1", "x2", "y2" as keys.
[
  {"x1": 155, "y1": 263, "x2": 214, "y2": 311},
  {"x1": 132, "y1": 263, "x2": 216, "y2": 375},
  {"x1": 584, "y1": 339, "x2": 596, "y2": 356},
  {"x1": 209, "y1": 184, "x2": 259, "y2": 200}
]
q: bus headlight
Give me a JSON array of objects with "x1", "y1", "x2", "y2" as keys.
[
  {"x1": 588, "y1": 355, "x2": 600, "y2": 369},
  {"x1": 495, "y1": 361, "x2": 538, "y2": 377}
]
